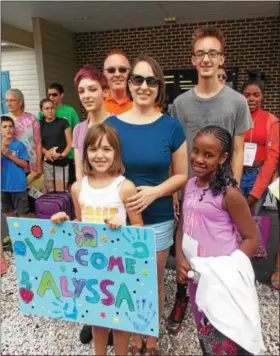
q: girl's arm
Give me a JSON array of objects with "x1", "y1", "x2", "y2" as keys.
[
  {"x1": 223, "y1": 186, "x2": 259, "y2": 258},
  {"x1": 231, "y1": 133, "x2": 245, "y2": 185},
  {"x1": 33, "y1": 116, "x2": 43, "y2": 177},
  {"x1": 175, "y1": 203, "x2": 191, "y2": 284},
  {"x1": 61, "y1": 127, "x2": 72, "y2": 158},
  {"x1": 74, "y1": 148, "x2": 83, "y2": 182},
  {"x1": 120, "y1": 180, "x2": 143, "y2": 227},
  {"x1": 249, "y1": 119, "x2": 279, "y2": 202},
  {"x1": 71, "y1": 181, "x2": 82, "y2": 221}
]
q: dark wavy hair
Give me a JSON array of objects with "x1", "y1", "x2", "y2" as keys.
[{"x1": 195, "y1": 125, "x2": 238, "y2": 201}]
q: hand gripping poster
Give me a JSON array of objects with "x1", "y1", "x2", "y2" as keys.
[{"x1": 7, "y1": 217, "x2": 159, "y2": 337}]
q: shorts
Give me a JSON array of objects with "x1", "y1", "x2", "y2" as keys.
[
  {"x1": 1, "y1": 191, "x2": 29, "y2": 215},
  {"x1": 68, "y1": 158, "x2": 76, "y2": 185},
  {"x1": 146, "y1": 219, "x2": 174, "y2": 252},
  {"x1": 43, "y1": 162, "x2": 69, "y2": 192},
  {"x1": 241, "y1": 167, "x2": 268, "y2": 215}
]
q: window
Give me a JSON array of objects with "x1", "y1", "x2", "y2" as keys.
[
  {"x1": 1, "y1": 71, "x2": 11, "y2": 114},
  {"x1": 163, "y1": 68, "x2": 239, "y2": 114}
]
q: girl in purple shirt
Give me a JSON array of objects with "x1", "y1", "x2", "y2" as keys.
[{"x1": 177, "y1": 125, "x2": 259, "y2": 355}]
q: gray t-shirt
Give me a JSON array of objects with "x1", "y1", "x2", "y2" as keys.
[{"x1": 171, "y1": 85, "x2": 253, "y2": 177}]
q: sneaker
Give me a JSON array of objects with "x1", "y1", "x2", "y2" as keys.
[
  {"x1": 80, "y1": 325, "x2": 114, "y2": 346},
  {"x1": 80, "y1": 325, "x2": 92, "y2": 344},
  {"x1": 166, "y1": 293, "x2": 189, "y2": 334},
  {"x1": 1, "y1": 258, "x2": 8, "y2": 275}
]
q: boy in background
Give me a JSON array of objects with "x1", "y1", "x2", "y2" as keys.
[{"x1": 1, "y1": 116, "x2": 30, "y2": 273}]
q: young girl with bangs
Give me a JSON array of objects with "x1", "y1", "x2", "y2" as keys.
[{"x1": 51, "y1": 123, "x2": 143, "y2": 356}]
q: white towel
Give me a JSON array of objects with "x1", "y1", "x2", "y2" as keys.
[{"x1": 190, "y1": 249, "x2": 266, "y2": 355}]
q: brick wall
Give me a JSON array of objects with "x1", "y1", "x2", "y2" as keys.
[{"x1": 76, "y1": 16, "x2": 280, "y2": 116}]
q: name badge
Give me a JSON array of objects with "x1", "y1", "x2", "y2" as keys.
[
  {"x1": 182, "y1": 233, "x2": 198, "y2": 262},
  {"x1": 244, "y1": 142, "x2": 257, "y2": 167}
]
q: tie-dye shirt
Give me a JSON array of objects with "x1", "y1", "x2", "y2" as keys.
[{"x1": 13, "y1": 113, "x2": 41, "y2": 172}]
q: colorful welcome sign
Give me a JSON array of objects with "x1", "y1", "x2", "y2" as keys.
[{"x1": 7, "y1": 217, "x2": 159, "y2": 336}]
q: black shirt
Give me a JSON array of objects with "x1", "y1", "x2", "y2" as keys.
[{"x1": 40, "y1": 117, "x2": 70, "y2": 167}]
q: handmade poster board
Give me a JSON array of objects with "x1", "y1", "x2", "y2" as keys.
[{"x1": 7, "y1": 217, "x2": 159, "y2": 337}]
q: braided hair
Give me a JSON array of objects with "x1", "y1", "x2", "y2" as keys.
[{"x1": 195, "y1": 125, "x2": 238, "y2": 200}]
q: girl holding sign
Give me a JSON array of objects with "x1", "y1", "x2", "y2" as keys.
[
  {"x1": 176, "y1": 126, "x2": 260, "y2": 355},
  {"x1": 51, "y1": 123, "x2": 143, "y2": 355}
]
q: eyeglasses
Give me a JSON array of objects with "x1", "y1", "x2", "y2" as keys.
[
  {"x1": 5, "y1": 99, "x2": 19, "y2": 103},
  {"x1": 218, "y1": 74, "x2": 227, "y2": 80},
  {"x1": 130, "y1": 74, "x2": 160, "y2": 88},
  {"x1": 104, "y1": 66, "x2": 129, "y2": 74},
  {"x1": 48, "y1": 93, "x2": 59, "y2": 97},
  {"x1": 193, "y1": 50, "x2": 223, "y2": 60}
]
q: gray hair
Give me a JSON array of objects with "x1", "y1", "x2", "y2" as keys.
[{"x1": 6, "y1": 89, "x2": 25, "y2": 111}]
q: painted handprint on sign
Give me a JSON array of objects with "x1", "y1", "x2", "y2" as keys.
[
  {"x1": 122, "y1": 227, "x2": 149, "y2": 259},
  {"x1": 125, "y1": 299, "x2": 156, "y2": 333},
  {"x1": 52, "y1": 297, "x2": 78, "y2": 320},
  {"x1": 73, "y1": 223, "x2": 97, "y2": 248}
]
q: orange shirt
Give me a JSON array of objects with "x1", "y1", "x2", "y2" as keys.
[
  {"x1": 104, "y1": 92, "x2": 162, "y2": 115},
  {"x1": 104, "y1": 92, "x2": 133, "y2": 115},
  {"x1": 245, "y1": 109, "x2": 280, "y2": 199}
]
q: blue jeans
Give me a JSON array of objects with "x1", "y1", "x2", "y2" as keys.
[{"x1": 240, "y1": 167, "x2": 268, "y2": 216}]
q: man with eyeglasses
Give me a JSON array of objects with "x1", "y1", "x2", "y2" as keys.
[
  {"x1": 166, "y1": 26, "x2": 252, "y2": 335},
  {"x1": 103, "y1": 49, "x2": 133, "y2": 114},
  {"x1": 38, "y1": 83, "x2": 79, "y2": 187}
]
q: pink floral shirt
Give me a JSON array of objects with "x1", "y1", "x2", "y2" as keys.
[{"x1": 13, "y1": 113, "x2": 41, "y2": 172}]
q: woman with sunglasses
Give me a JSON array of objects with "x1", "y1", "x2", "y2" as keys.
[
  {"x1": 5, "y1": 89, "x2": 42, "y2": 180},
  {"x1": 240, "y1": 78, "x2": 279, "y2": 216},
  {"x1": 217, "y1": 65, "x2": 227, "y2": 85},
  {"x1": 106, "y1": 55, "x2": 188, "y2": 355}
]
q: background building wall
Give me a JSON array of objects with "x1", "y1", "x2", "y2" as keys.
[
  {"x1": 1, "y1": 47, "x2": 40, "y2": 116},
  {"x1": 33, "y1": 18, "x2": 80, "y2": 112},
  {"x1": 76, "y1": 16, "x2": 279, "y2": 116}
]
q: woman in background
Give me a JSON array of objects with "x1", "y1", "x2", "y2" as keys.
[{"x1": 240, "y1": 79, "x2": 279, "y2": 215}]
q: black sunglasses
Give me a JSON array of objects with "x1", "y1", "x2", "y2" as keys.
[
  {"x1": 104, "y1": 66, "x2": 129, "y2": 74},
  {"x1": 130, "y1": 74, "x2": 160, "y2": 88},
  {"x1": 48, "y1": 93, "x2": 59, "y2": 97},
  {"x1": 218, "y1": 74, "x2": 227, "y2": 80}
]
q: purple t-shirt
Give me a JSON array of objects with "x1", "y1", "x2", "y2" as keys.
[
  {"x1": 183, "y1": 177, "x2": 238, "y2": 257},
  {"x1": 72, "y1": 120, "x2": 88, "y2": 161}
]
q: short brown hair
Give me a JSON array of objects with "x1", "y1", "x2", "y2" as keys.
[
  {"x1": 40, "y1": 98, "x2": 53, "y2": 110},
  {"x1": 128, "y1": 55, "x2": 165, "y2": 108},
  {"x1": 74, "y1": 65, "x2": 108, "y2": 91},
  {"x1": 192, "y1": 26, "x2": 225, "y2": 53},
  {"x1": 83, "y1": 123, "x2": 125, "y2": 176},
  {"x1": 104, "y1": 49, "x2": 130, "y2": 64}
]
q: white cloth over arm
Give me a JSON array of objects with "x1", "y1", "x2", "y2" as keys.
[{"x1": 190, "y1": 250, "x2": 265, "y2": 355}]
